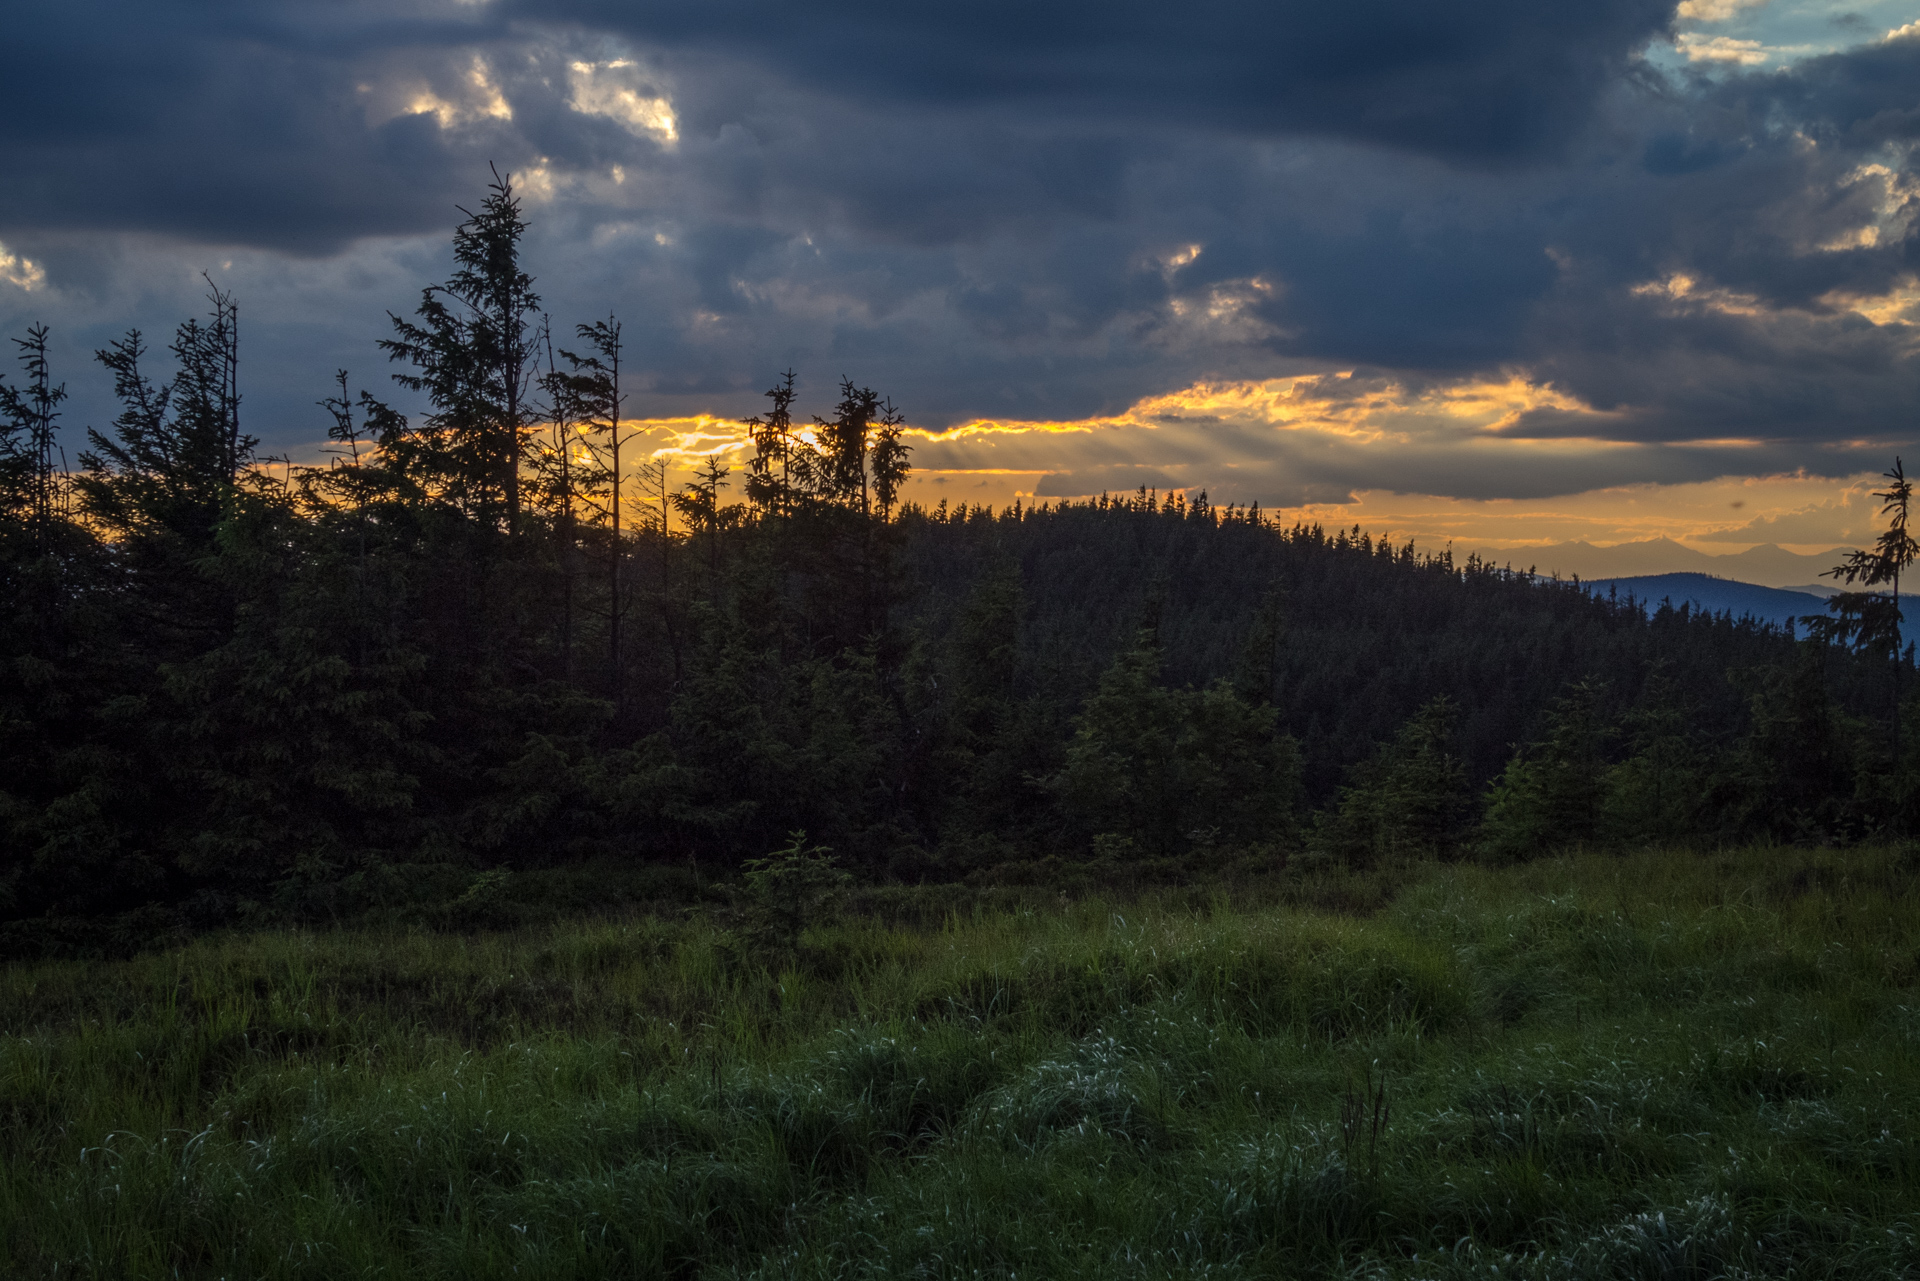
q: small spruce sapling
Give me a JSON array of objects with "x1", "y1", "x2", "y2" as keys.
[{"x1": 739, "y1": 831, "x2": 851, "y2": 952}]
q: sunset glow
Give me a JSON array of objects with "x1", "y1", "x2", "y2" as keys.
[{"x1": 9, "y1": 0, "x2": 1920, "y2": 576}]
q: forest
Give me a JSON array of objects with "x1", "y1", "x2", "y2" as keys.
[
  {"x1": 8, "y1": 175, "x2": 1920, "y2": 1281},
  {"x1": 0, "y1": 172, "x2": 1913, "y2": 956}
]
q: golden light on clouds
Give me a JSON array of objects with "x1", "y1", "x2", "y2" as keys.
[
  {"x1": 0, "y1": 240, "x2": 45, "y2": 292},
  {"x1": 920, "y1": 372, "x2": 1610, "y2": 450},
  {"x1": 1821, "y1": 275, "x2": 1920, "y2": 325},
  {"x1": 1638, "y1": 234, "x2": 1920, "y2": 329},
  {"x1": 888, "y1": 375, "x2": 1886, "y2": 565},
  {"x1": 1128, "y1": 371, "x2": 1605, "y2": 442},
  {"x1": 1675, "y1": 33, "x2": 1770, "y2": 64},
  {"x1": 1158, "y1": 243, "x2": 1203, "y2": 279},
  {"x1": 276, "y1": 374, "x2": 1885, "y2": 575},
  {"x1": 1629, "y1": 272, "x2": 1766, "y2": 317},
  {"x1": 1818, "y1": 163, "x2": 1917, "y2": 255},
  {"x1": 405, "y1": 55, "x2": 512, "y2": 128},
  {"x1": 360, "y1": 53, "x2": 513, "y2": 130},
  {"x1": 1276, "y1": 472, "x2": 1884, "y2": 561},
  {"x1": 1674, "y1": 0, "x2": 1768, "y2": 20},
  {"x1": 566, "y1": 60, "x2": 678, "y2": 144},
  {"x1": 601, "y1": 375, "x2": 1877, "y2": 563},
  {"x1": 631, "y1": 415, "x2": 757, "y2": 460}
]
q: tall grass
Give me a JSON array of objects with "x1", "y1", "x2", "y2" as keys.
[{"x1": 4, "y1": 845, "x2": 1919, "y2": 1278}]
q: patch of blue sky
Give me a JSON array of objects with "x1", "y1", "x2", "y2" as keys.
[{"x1": 1644, "y1": 0, "x2": 1920, "y2": 74}]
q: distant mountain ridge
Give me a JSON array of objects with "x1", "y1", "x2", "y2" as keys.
[
  {"x1": 1578, "y1": 573, "x2": 1829, "y2": 633},
  {"x1": 1575, "y1": 572, "x2": 1917, "y2": 644},
  {"x1": 1464, "y1": 538, "x2": 1852, "y2": 588}
]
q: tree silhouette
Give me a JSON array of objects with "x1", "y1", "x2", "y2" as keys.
[
  {"x1": 745, "y1": 370, "x2": 803, "y2": 519},
  {"x1": 380, "y1": 166, "x2": 540, "y2": 532},
  {"x1": 553, "y1": 317, "x2": 632, "y2": 701},
  {"x1": 78, "y1": 282, "x2": 249, "y2": 553},
  {"x1": 7, "y1": 169, "x2": 1920, "y2": 948},
  {"x1": 0, "y1": 324, "x2": 68, "y2": 558},
  {"x1": 673, "y1": 454, "x2": 735, "y2": 580},
  {"x1": 1804, "y1": 458, "x2": 1918, "y2": 760}
]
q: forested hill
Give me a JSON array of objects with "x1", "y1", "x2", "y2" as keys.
[
  {"x1": 899, "y1": 501, "x2": 1861, "y2": 796},
  {"x1": 1, "y1": 174, "x2": 1912, "y2": 952}
]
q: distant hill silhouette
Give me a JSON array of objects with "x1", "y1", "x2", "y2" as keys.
[
  {"x1": 1578, "y1": 572, "x2": 1873, "y2": 635},
  {"x1": 1467, "y1": 538, "x2": 1852, "y2": 588}
]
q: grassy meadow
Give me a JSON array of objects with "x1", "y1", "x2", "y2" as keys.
[{"x1": 4, "y1": 847, "x2": 1920, "y2": 1279}]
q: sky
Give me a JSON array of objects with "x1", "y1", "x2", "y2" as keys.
[{"x1": 5, "y1": 0, "x2": 1920, "y2": 572}]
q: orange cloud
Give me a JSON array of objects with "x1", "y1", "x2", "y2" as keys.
[
  {"x1": 1277, "y1": 472, "x2": 1882, "y2": 563},
  {"x1": 269, "y1": 372, "x2": 1889, "y2": 564}
]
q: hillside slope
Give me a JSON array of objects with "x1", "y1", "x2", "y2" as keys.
[
  {"x1": 1579, "y1": 572, "x2": 1827, "y2": 630},
  {"x1": 1577, "y1": 571, "x2": 1913, "y2": 644}
]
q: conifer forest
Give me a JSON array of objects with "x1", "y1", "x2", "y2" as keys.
[
  {"x1": 6, "y1": 176, "x2": 1920, "y2": 1281},
  {"x1": 0, "y1": 175, "x2": 1911, "y2": 947}
]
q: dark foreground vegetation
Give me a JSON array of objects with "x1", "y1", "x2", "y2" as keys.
[
  {"x1": 1, "y1": 172, "x2": 1917, "y2": 954},
  {"x1": 4, "y1": 846, "x2": 1920, "y2": 1278},
  {"x1": 4, "y1": 170, "x2": 1920, "y2": 1275}
]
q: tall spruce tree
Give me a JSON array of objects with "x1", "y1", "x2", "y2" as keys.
[
  {"x1": 745, "y1": 371, "x2": 803, "y2": 519},
  {"x1": 79, "y1": 285, "x2": 247, "y2": 555},
  {"x1": 533, "y1": 321, "x2": 616, "y2": 683},
  {"x1": 0, "y1": 325, "x2": 67, "y2": 557},
  {"x1": 554, "y1": 318, "x2": 631, "y2": 700},
  {"x1": 1804, "y1": 458, "x2": 1918, "y2": 763},
  {"x1": 673, "y1": 455, "x2": 738, "y2": 582},
  {"x1": 380, "y1": 167, "x2": 541, "y2": 532}
]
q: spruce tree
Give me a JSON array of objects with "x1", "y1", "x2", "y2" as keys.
[
  {"x1": 1053, "y1": 628, "x2": 1301, "y2": 859},
  {"x1": 673, "y1": 455, "x2": 736, "y2": 582},
  {"x1": 1804, "y1": 458, "x2": 1918, "y2": 764},
  {"x1": 79, "y1": 284, "x2": 248, "y2": 555},
  {"x1": 554, "y1": 318, "x2": 631, "y2": 700},
  {"x1": 1310, "y1": 695, "x2": 1470, "y2": 865},
  {"x1": 745, "y1": 371, "x2": 803, "y2": 518},
  {"x1": 380, "y1": 167, "x2": 541, "y2": 532},
  {"x1": 1601, "y1": 665, "x2": 1706, "y2": 844},
  {"x1": 0, "y1": 324, "x2": 67, "y2": 557},
  {"x1": 1480, "y1": 679, "x2": 1615, "y2": 860}
]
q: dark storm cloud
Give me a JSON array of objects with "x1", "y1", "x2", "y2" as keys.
[
  {"x1": 0, "y1": 1, "x2": 531, "y2": 251},
  {"x1": 1728, "y1": 31, "x2": 1920, "y2": 149},
  {"x1": 1253, "y1": 214, "x2": 1563, "y2": 369},
  {"x1": 516, "y1": 0, "x2": 1677, "y2": 162},
  {"x1": 7, "y1": 1, "x2": 1920, "y2": 501},
  {"x1": 1633, "y1": 37, "x2": 1920, "y2": 309},
  {"x1": 1450, "y1": 35, "x2": 1920, "y2": 453}
]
